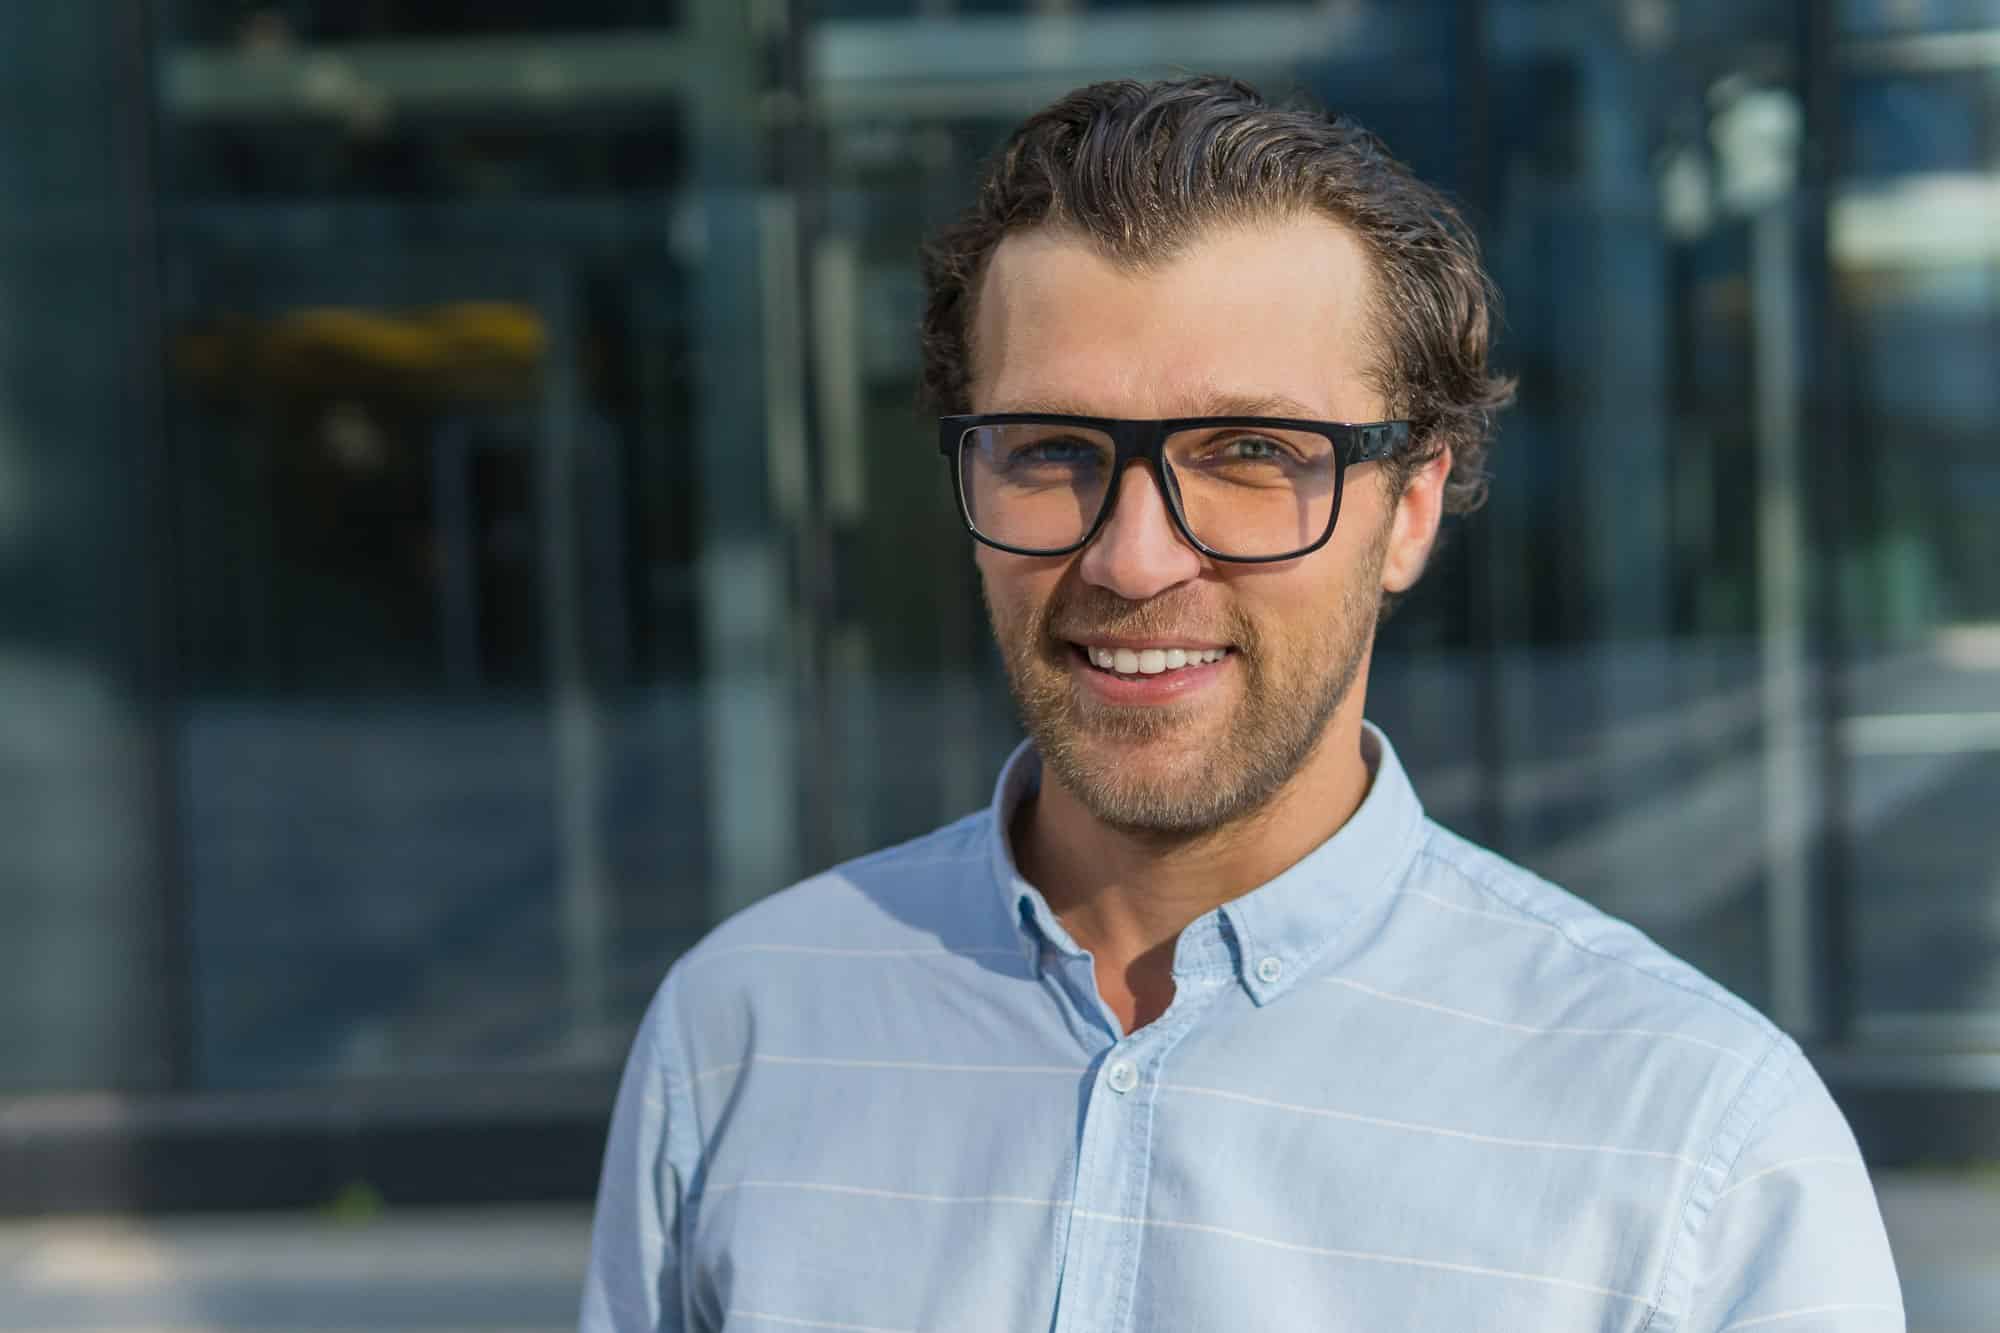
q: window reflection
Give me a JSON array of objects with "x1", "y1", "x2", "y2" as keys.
[{"x1": 2, "y1": 0, "x2": 1994, "y2": 1104}]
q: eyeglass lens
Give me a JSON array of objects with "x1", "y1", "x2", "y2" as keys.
[{"x1": 957, "y1": 422, "x2": 1340, "y2": 558}]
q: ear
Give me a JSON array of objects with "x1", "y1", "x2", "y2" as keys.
[{"x1": 1380, "y1": 446, "x2": 1451, "y2": 595}]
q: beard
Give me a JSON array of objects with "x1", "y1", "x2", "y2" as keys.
[{"x1": 983, "y1": 535, "x2": 1385, "y2": 840}]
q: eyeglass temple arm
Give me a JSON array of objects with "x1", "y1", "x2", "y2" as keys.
[{"x1": 1346, "y1": 421, "x2": 1411, "y2": 464}]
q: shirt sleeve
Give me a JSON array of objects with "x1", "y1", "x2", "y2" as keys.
[
  {"x1": 1680, "y1": 1036, "x2": 1904, "y2": 1332},
  {"x1": 580, "y1": 974, "x2": 689, "y2": 1333}
]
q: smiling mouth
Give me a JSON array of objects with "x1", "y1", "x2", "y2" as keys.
[{"x1": 1073, "y1": 644, "x2": 1232, "y2": 679}]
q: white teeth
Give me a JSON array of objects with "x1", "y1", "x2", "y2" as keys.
[{"x1": 1084, "y1": 645, "x2": 1228, "y2": 676}]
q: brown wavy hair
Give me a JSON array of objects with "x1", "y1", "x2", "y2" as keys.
[{"x1": 919, "y1": 75, "x2": 1514, "y2": 516}]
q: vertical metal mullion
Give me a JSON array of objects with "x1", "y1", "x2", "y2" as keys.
[
  {"x1": 1799, "y1": 0, "x2": 1857, "y2": 1043},
  {"x1": 692, "y1": 0, "x2": 804, "y2": 925},
  {"x1": 1450, "y1": 0, "x2": 1510, "y2": 852},
  {"x1": 777, "y1": 0, "x2": 839, "y2": 874},
  {"x1": 539, "y1": 272, "x2": 614, "y2": 1056},
  {"x1": 1751, "y1": 182, "x2": 1815, "y2": 1038},
  {"x1": 123, "y1": 0, "x2": 197, "y2": 1092}
]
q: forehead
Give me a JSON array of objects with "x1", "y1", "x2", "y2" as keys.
[{"x1": 970, "y1": 214, "x2": 1382, "y2": 419}]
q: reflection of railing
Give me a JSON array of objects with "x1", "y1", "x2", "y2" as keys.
[
  {"x1": 161, "y1": 18, "x2": 2000, "y2": 126},
  {"x1": 1846, "y1": 27, "x2": 2000, "y2": 74},
  {"x1": 165, "y1": 32, "x2": 706, "y2": 120},
  {"x1": 1834, "y1": 174, "x2": 2000, "y2": 269},
  {"x1": 161, "y1": 13, "x2": 1391, "y2": 125}
]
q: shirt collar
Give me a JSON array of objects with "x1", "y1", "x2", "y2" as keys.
[
  {"x1": 985, "y1": 722, "x2": 1428, "y2": 1002},
  {"x1": 986, "y1": 738, "x2": 1081, "y2": 974}
]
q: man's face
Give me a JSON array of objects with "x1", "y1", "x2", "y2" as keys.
[{"x1": 970, "y1": 214, "x2": 1435, "y2": 837}]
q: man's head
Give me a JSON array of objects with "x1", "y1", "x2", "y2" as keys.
[{"x1": 920, "y1": 77, "x2": 1512, "y2": 838}]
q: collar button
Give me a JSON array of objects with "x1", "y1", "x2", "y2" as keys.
[{"x1": 1255, "y1": 955, "x2": 1283, "y2": 984}]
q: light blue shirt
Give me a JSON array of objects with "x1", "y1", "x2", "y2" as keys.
[{"x1": 583, "y1": 725, "x2": 1903, "y2": 1332}]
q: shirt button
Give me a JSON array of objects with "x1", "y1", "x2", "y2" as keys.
[
  {"x1": 1106, "y1": 1059, "x2": 1139, "y2": 1094},
  {"x1": 1256, "y1": 956, "x2": 1283, "y2": 984}
]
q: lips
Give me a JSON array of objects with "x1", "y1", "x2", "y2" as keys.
[{"x1": 1060, "y1": 640, "x2": 1234, "y2": 707}]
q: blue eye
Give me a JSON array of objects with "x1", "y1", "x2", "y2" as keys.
[
  {"x1": 1194, "y1": 434, "x2": 1303, "y2": 467},
  {"x1": 1008, "y1": 437, "x2": 1102, "y2": 466},
  {"x1": 1220, "y1": 436, "x2": 1284, "y2": 461}
]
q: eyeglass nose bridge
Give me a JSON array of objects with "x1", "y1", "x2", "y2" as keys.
[{"x1": 1077, "y1": 421, "x2": 1214, "y2": 557}]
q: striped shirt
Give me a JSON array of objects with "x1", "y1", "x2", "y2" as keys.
[{"x1": 581, "y1": 725, "x2": 1903, "y2": 1332}]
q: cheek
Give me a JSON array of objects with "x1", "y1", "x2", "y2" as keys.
[
  {"x1": 976, "y1": 551, "x2": 1057, "y2": 634},
  {"x1": 1322, "y1": 488, "x2": 1397, "y2": 583},
  {"x1": 1334, "y1": 476, "x2": 1393, "y2": 543},
  {"x1": 1229, "y1": 558, "x2": 1372, "y2": 654}
]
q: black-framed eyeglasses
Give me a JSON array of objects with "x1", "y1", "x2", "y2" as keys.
[{"x1": 938, "y1": 413, "x2": 1411, "y2": 563}]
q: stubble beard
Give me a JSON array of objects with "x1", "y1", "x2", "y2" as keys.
[{"x1": 985, "y1": 541, "x2": 1385, "y2": 841}]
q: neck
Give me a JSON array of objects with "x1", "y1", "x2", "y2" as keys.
[{"x1": 1012, "y1": 697, "x2": 1376, "y2": 1032}]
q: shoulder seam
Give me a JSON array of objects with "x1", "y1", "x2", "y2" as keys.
[
  {"x1": 653, "y1": 962, "x2": 697, "y2": 1136},
  {"x1": 1414, "y1": 832, "x2": 1776, "y2": 1042},
  {"x1": 648, "y1": 964, "x2": 704, "y2": 1236},
  {"x1": 1641, "y1": 1028, "x2": 1795, "y2": 1332}
]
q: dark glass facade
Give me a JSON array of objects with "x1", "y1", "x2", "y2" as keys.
[{"x1": 3, "y1": 0, "x2": 1997, "y2": 1209}]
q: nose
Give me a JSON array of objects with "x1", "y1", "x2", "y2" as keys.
[{"x1": 1076, "y1": 460, "x2": 1203, "y2": 600}]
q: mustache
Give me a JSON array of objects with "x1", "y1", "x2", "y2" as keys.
[{"x1": 1043, "y1": 587, "x2": 1247, "y2": 648}]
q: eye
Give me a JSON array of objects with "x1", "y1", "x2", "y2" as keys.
[
  {"x1": 1218, "y1": 435, "x2": 1286, "y2": 461},
  {"x1": 1008, "y1": 435, "x2": 1102, "y2": 466},
  {"x1": 1196, "y1": 433, "x2": 1308, "y2": 467}
]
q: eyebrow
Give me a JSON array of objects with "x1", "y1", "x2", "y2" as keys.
[{"x1": 987, "y1": 391, "x2": 1327, "y2": 419}]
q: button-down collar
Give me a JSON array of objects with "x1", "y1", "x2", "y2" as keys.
[{"x1": 986, "y1": 722, "x2": 1428, "y2": 1003}]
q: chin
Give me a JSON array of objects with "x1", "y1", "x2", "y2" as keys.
[
  {"x1": 1072, "y1": 771, "x2": 1252, "y2": 838},
  {"x1": 1039, "y1": 726, "x2": 1251, "y2": 833}
]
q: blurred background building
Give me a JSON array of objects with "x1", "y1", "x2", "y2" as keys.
[{"x1": 1, "y1": 0, "x2": 1997, "y2": 1325}]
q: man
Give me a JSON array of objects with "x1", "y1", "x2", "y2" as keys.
[{"x1": 583, "y1": 77, "x2": 1902, "y2": 1331}]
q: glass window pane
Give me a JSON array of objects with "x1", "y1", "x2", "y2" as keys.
[
  {"x1": 11, "y1": 0, "x2": 1985, "y2": 1127},
  {"x1": 156, "y1": 6, "x2": 784, "y2": 1085},
  {"x1": 1840, "y1": 247, "x2": 2000, "y2": 1031}
]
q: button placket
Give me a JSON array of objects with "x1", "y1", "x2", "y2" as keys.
[
  {"x1": 1052, "y1": 1042, "x2": 1150, "y2": 1333},
  {"x1": 1053, "y1": 964, "x2": 1223, "y2": 1333},
  {"x1": 1051, "y1": 914, "x2": 1231, "y2": 1333}
]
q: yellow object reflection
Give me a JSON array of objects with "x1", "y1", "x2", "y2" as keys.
[{"x1": 175, "y1": 302, "x2": 546, "y2": 401}]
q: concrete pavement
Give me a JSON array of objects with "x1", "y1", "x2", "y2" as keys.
[
  {"x1": 1880, "y1": 1172, "x2": 2000, "y2": 1333},
  {"x1": 0, "y1": 1205, "x2": 592, "y2": 1332}
]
